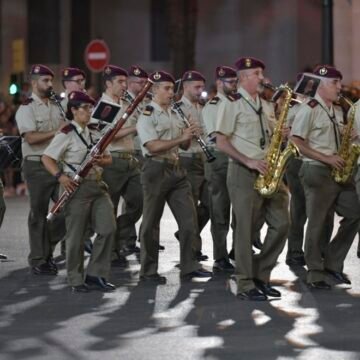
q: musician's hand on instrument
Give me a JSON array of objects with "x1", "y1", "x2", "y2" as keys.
[
  {"x1": 324, "y1": 154, "x2": 345, "y2": 170},
  {"x1": 59, "y1": 175, "x2": 78, "y2": 193},
  {"x1": 182, "y1": 124, "x2": 198, "y2": 141},
  {"x1": 246, "y1": 159, "x2": 268, "y2": 175},
  {"x1": 92, "y1": 154, "x2": 105, "y2": 166},
  {"x1": 282, "y1": 127, "x2": 291, "y2": 140}
]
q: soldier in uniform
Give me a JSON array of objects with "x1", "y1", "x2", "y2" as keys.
[
  {"x1": 15, "y1": 64, "x2": 66, "y2": 275},
  {"x1": 99, "y1": 65, "x2": 143, "y2": 261},
  {"x1": 61, "y1": 67, "x2": 86, "y2": 110},
  {"x1": 0, "y1": 179, "x2": 7, "y2": 259},
  {"x1": 291, "y1": 65, "x2": 360, "y2": 289},
  {"x1": 175, "y1": 70, "x2": 209, "y2": 261},
  {"x1": 137, "y1": 70, "x2": 212, "y2": 283},
  {"x1": 215, "y1": 57, "x2": 289, "y2": 301},
  {"x1": 42, "y1": 91, "x2": 116, "y2": 293},
  {"x1": 202, "y1": 66, "x2": 238, "y2": 272}
]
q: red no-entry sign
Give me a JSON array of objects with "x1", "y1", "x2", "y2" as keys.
[{"x1": 84, "y1": 39, "x2": 110, "y2": 72}]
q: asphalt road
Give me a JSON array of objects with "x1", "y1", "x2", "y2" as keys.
[{"x1": 0, "y1": 195, "x2": 359, "y2": 360}]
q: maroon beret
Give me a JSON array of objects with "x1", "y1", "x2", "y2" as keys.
[
  {"x1": 128, "y1": 65, "x2": 148, "y2": 78},
  {"x1": 215, "y1": 66, "x2": 237, "y2": 79},
  {"x1": 182, "y1": 70, "x2": 206, "y2": 82},
  {"x1": 234, "y1": 57, "x2": 266, "y2": 71},
  {"x1": 313, "y1": 65, "x2": 343, "y2": 80},
  {"x1": 68, "y1": 91, "x2": 95, "y2": 106},
  {"x1": 103, "y1": 65, "x2": 128, "y2": 78},
  {"x1": 149, "y1": 71, "x2": 175, "y2": 84},
  {"x1": 30, "y1": 64, "x2": 54, "y2": 77},
  {"x1": 62, "y1": 67, "x2": 86, "y2": 80}
]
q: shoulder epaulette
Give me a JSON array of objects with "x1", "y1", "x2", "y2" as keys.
[
  {"x1": 226, "y1": 93, "x2": 242, "y2": 102},
  {"x1": 61, "y1": 124, "x2": 75, "y2": 134},
  {"x1": 22, "y1": 97, "x2": 33, "y2": 105},
  {"x1": 209, "y1": 96, "x2": 220, "y2": 105},
  {"x1": 87, "y1": 123, "x2": 99, "y2": 131},
  {"x1": 142, "y1": 105, "x2": 154, "y2": 116},
  {"x1": 307, "y1": 99, "x2": 319, "y2": 108}
]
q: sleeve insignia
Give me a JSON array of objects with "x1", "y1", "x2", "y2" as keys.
[
  {"x1": 60, "y1": 124, "x2": 75, "y2": 134},
  {"x1": 142, "y1": 105, "x2": 154, "y2": 116},
  {"x1": 209, "y1": 96, "x2": 220, "y2": 105},
  {"x1": 307, "y1": 99, "x2": 319, "y2": 108},
  {"x1": 226, "y1": 93, "x2": 242, "y2": 102}
]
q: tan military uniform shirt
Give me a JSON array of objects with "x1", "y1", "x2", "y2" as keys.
[
  {"x1": 15, "y1": 93, "x2": 63, "y2": 157},
  {"x1": 352, "y1": 99, "x2": 360, "y2": 164},
  {"x1": 202, "y1": 92, "x2": 227, "y2": 147},
  {"x1": 290, "y1": 93, "x2": 343, "y2": 166},
  {"x1": 215, "y1": 86, "x2": 272, "y2": 160},
  {"x1": 177, "y1": 95, "x2": 205, "y2": 154},
  {"x1": 43, "y1": 121, "x2": 106, "y2": 178},
  {"x1": 126, "y1": 91, "x2": 148, "y2": 151},
  {"x1": 96, "y1": 93, "x2": 134, "y2": 153},
  {"x1": 136, "y1": 100, "x2": 185, "y2": 160}
]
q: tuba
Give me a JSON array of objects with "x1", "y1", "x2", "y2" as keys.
[
  {"x1": 254, "y1": 84, "x2": 299, "y2": 197},
  {"x1": 331, "y1": 95, "x2": 360, "y2": 183}
]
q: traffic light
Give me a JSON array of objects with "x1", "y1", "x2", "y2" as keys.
[{"x1": 9, "y1": 73, "x2": 20, "y2": 95}]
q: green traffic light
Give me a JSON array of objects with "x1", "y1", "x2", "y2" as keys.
[{"x1": 9, "y1": 83, "x2": 19, "y2": 95}]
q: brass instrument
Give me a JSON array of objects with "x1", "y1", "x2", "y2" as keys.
[
  {"x1": 254, "y1": 84, "x2": 299, "y2": 197},
  {"x1": 332, "y1": 95, "x2": 360, "y2": 183}
]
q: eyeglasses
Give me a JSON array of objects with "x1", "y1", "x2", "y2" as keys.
[{"x1": 67, "y1": 78, "x2": 86, "y2": 85}]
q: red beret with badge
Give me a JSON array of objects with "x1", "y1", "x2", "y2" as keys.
[
  {"x1": 30, "y1": 64, "x2": 54, "y2": 77},
  {"x1": 62, "y1": 67, "x2": 86, "y2": 81},
  {"x1": 128, "y1": 65, "x2": 148, "y2": 78},
  {"x1": 313, "y1": 65, "x2": 343, "y2": 80},
  {"x1": 149, "y1": 71, "x2": 175, "y2": 84},
  {"x1": 103, "y1": 65, "x2": 128, "y2": 79},
  {"x1": 234, "y1": 57, "x2": 266, "y2": 71},
  {"x1": 68, "y1": 91, "x2": 95, "y2": 106},
  {"x1": 182, "y1": 70, "x2": 206, "y2": 82},
  {"x1": 215, "y1": 66, "x2": 237, "y2": 79}
]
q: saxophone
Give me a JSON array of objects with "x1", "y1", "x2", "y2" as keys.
[
  {"x1": 332, "y1": 95, "x2": 360, "y2": 183},
  {"x1": 254, "y1": 84, "x2": 299, "y2": 197}
]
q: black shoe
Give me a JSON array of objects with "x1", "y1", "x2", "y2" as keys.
[
  {"x1": 325, "y1": 269, "x2": 351, "y2": 285},
  {"x1": 228, "y1": 249, "x2": 235, "y2": 261},
  {"x1": 124, "y1": 244, "x2": 140, "y2": 255},
  {"x1": 286, "y1": 256, "x2": 305, "y2": 267},
  {"x1": 158, "y1": 244, "x2": 165, "y2": 251},
  {"x1": 213, "y1": 258, "x2": 235, "y2": 273},
  {"x1": 237, "y1": 288, "x2": 267, "y2": 301},
  {"x1": 71, "y1": 284, "x2": 90, "y2": 293},
  {"x1": 254, "y1": 279, "x2": 281, "y2": 297},
  {"x1": 0, "y1": 253, "x2": 7, "y2": 260},
  {"x1": 47, "y1": 258, "x2": 58, "y2": 273},
  {"x1": 308, "y1": 281, "x2": 331, "y2": 290},
  {"x1": 111, "y1": 253, "x2": 128, "y2": 268},
  {"x1": 196, "y1": 251, "x2": 209, "y2": 262},
  {"x1": 31, "y1": 263, "x2": 57, "y2": 275},
  {"x1": 85, "y1": 275, "x2": 116, "y2": 292},
  {"x1": 84, "y1": 240, "x2": 93, "y2": 255},
  {"x1": 140, "y1": 273, "x2": 167, "y2": 284},
  {"x1": 182, "y1": 268, "x2": 213, "y2": 279},
  {"x1": 253, "y1": 237, "x2": 263, "y2": 250}
]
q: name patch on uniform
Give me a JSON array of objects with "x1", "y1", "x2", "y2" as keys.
[{"x1": 143, "y1": 105, "x2": 154, "y2": 116}]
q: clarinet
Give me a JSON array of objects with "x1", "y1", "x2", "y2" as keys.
[
  {"x1": 172, "y1": 101, "x2": 216, "y2": 163},
  {"x1": 46, "y1": 88, "x2": 67, "y2": 120},
  {"x1": 47, "y1": 79, "x2": 153, "y2": 220}
]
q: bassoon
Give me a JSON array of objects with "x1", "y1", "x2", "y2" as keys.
[{"x1": 47, "y1": 79, "x2": 153, "y2": 220}]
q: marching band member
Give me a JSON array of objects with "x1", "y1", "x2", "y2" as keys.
[{"x1": 42, "y1": 91, "x2": 116, "y2": 293}]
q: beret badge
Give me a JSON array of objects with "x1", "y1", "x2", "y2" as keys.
[
  {"x1": 218, "y1": 68, "x2": 225, "y2": 77},
  {"x1": 153, "y1": 72, "x2": 161, "y2": 80},
  {"x1": 319, "y1": 67, "x2": 328, "y2": 76},
  {"x1": 245, "y1": 58, "x2": 252, "y2": 68},
  {"x1": 134, "y1": 68, "x2": 141, "y2": 76}
]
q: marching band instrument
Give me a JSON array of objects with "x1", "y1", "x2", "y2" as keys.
[
  {"x1": 46, "y1": 88, "x2": 67, "y2": 120},
  {"x1": 172, "y1": 101, "x2": 216, "y2": 163},
  {"x1": 254, "y1": 84, "x2": 299, "y2": 197},
  {"x1": 47, "y1": 79, "x2": 153, "y2": 220}
]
